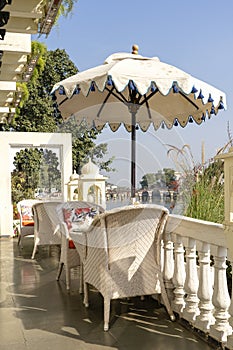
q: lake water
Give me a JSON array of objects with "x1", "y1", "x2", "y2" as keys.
[{"x1": 106, "y1": 197, "x2": 184, "y2": 215}]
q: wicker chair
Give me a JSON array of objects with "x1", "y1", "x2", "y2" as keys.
[
  {"x1": 17, "y1": 199, "x2": 40, "y2": 247},
  {"x1": 56, "y1": 201, "x2": 105, "y2": 292},
  {"x1": 70, "y1": 204, "x2": 175, "y2": 331},
  {"x1": 31, "y1": 201, "x2": 62, "y2": 259}
]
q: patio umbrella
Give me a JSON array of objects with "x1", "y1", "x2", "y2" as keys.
[{"x1": 51, "y1": 45, "x2": 226, "y2": 199}]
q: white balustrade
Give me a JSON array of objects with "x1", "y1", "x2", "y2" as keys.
[
  {"x1": 171, "y1": 233, "x2": 185, "y2": 314},
  {"x1": 182, "y1": 237, "x2": 199, "y2": 323},
  {"x1": 227, "y1": 259, "x2": 233, "y2": 348},
  {"x1": 164, "y1": 214, "x2": 233, "y2": 348},
  {"x1": 195, "y1": 242, "x2": 214, "y2": 332},
  {"x1": 209, "y1": 246, "x2": 231, "y2": 342},
  {"x1": 163, "y1": 231, "x2": 174, "y2": 301}
]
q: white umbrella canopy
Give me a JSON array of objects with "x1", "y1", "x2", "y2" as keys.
[{"x1": 51, "y1": 45, "x2": 227, "y2": 199}]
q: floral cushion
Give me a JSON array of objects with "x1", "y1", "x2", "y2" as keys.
[
  {"x1": 63, "y1": 206, "x2": 99, "y2": 249},
  {"x1": 21, "y1": 205, "x2": 34, "y2": 226},
  {"x1": 63, "y1": 206, "x2": 99, "y2": 232}
]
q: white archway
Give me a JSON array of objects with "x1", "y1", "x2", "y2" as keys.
[{"x1": 0, "y1": 132, "x2": 72, "y2": 237}]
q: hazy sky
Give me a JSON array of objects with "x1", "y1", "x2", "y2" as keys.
[{"x1": 35, "y1": 0, "x2": 233, "y2": 187}]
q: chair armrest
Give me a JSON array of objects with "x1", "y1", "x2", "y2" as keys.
[{"x1": 60, "y1": 221, "x2": 70, "y2": 238}]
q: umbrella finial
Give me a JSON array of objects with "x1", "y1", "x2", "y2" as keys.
[{"x1": 132, "y1": 44, "x2": 139, "y2": 54}]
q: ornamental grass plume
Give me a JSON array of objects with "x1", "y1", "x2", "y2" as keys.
[
  {"x1": 167, "y1": 144, "x2": 225, "y2": 224},
  {"x1": 185, "y1": 160, "x2": 224, "y2": 223}
]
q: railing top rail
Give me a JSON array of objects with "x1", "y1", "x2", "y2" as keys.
[{"x1": 165, "y1": 214, "x2": 226, "y2": 248}]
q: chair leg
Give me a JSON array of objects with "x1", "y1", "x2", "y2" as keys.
[
  {"x1": 160, "y1": 279, "x2": 175, "y2": 321},
  {"x1": 56, "y1": 262, "x2": 64, "y2": 281},
  {"x1": 104, "y1": 298, "x2": 110, "y2": 331},
  {"x1": 17, "y1": 234, "x2": 21, "y2": 246},
  {"x1": 65, "y1": 266, "x2": 71, "y2": 291},
  {"x1": 84, "y1": 282, "x2": 89, "y2": 307},
  {"x1": 31, "y1": 244, "x2": 38, "y2": 259},
  {"x1": 79, "y1": 264, "x2": 83, "y2": 294},
  {"x1": 31, "y1": 236, "x2": 40, "y2": 259}
]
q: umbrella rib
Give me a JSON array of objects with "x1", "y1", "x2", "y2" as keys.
[
  {"x1": 178, "y1": 91, "x2": 199, "y2": 110},
  {"x1": 145, "y1": 97, "x2": 152, "y2": 119},
  {"x1": 139, "y1": 89, "x2": 159, "y2": 106},
  {"x1": 105, "y1": 86, "x2": 128, "y2": 104},
  {"x1": 97, "y1": 86, "x2": 115, "y2": 117},
  {"x1": 139, "y1": 88, "x2": 199, "y2": 111},
  {"x1": 58, "y1": 96, "x2": 68, "y2": 107}
]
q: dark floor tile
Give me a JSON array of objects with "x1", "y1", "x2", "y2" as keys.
[{"x1": 0, "y1": 238, "x2": 215, "y2": 350}]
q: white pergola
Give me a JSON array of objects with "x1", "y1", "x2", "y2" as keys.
[{"x1": 0, "y1": 132, "x2": 72, "y2": 237}]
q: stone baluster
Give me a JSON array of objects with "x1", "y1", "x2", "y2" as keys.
[
  {"x1": 182, "y1": 238, "x2": 199, "y2": 323},
  {"x1": 195, "y1": 242, "x2": 214, "y2": 332},
  {"x1": 163, "y1": 231, "x2": 174, "y2": 301},
  {"x1": 172, "y1": 233, "x2": 185, "y2": 315},
  {"x1": 226, "y1": 259, "x2": 233, "y2": 349},
  {"x1": 209, "y1": 246, "x2": 232, "y2": 343}
]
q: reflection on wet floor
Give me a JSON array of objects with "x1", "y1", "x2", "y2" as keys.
[{"x1": 0, "y1": 237, "x2": 215, "y2": 350}]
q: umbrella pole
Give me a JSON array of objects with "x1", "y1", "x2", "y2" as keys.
[{"x1": 131, "y1": 111, "x2": 136, "y2": 200}]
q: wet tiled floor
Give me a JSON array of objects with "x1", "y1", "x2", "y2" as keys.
[{"x1": 0, "y1": 237, "x2": 215, "y2": 349}]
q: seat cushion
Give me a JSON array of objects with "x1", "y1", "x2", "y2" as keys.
[
  {"x1": 68, "y1": 239, "x2": 76, "y2": 249},
  {"x1": 22, "y1": 220, "x2": 34, "y2": 226},
  {"x1": 20, "y1": 205, "x2": 34, "y2": 226}
]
